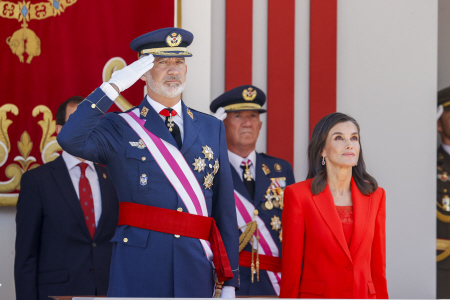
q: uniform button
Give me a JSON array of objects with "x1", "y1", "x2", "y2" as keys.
[
  {"x1": 346, "y1": 264, "x2": 353, "y2": 271},
  {"x1": 92, "y1": 242, "x2": 97, "y2": 247},
  {"x1": 123, "y1": 238, "x2": 128, "y2": 243},
  {"x1": 445, "y1": 189, "x2": 448, "y2": 193},
  {"x1": 142, "y1": 156, "x2": 146, "y2": 161},
  {"x1": 174, "y1": 234, "x2": 180, "y2": 238},
  {"x1": 91, "y1": 104, "x2": 96, "y2": 108},
  {"x1": 177, "y1": 207, "x2": 183, "y2": 212}
]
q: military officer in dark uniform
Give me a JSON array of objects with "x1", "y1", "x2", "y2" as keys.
[
  {"x1": 57, "y1": 28, "x2": 239, "y2": 298},
  {"x1": 211, "y1": 85, "x2": 295, "y2": 296},
  {"x1": 437, "y1": 86, "x2": 450, "y2": 298}
]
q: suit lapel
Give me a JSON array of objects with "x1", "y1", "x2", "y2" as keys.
[
  {"x1": 93, "y1": 164, "x2": 110, "y2": 241},
  {"x1": 180, "y1": 101, "x2": 199, "y2": 154},
  {"x1": 139, "y1": 97, "x2": 179, "y2": 149},
  {"x1": 312, "y1": 184, "x2": 352, "y2": 261},
  {"x1": 254, "y1": 153, "x2": 272, "y2": 205},
  {"x1": 349, "y1": 177, "x2": 371, "y2": 256},
  {"x1": 230, "y1": 165, "x2": 252, "y2": 201},
  {"x1": 51, "y1": 156, "x2": 92, "y2": 241}
]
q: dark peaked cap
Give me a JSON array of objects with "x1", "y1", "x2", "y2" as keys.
[
  {"x1": 210, "y1": 85, "x2": 266, "y2": 114},
  {"x1": 130, "y1": 27, "x2": 193, "y2": 57}
]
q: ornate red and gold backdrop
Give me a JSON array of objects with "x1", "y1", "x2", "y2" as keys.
[{"x1": 0, "y1": 0, "x2": 175, "y2": 205}]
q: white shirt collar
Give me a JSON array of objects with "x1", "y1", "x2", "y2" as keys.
[
  {"x1": 61, "y1": 151, "x2": 95, "y2": 171},
  {"x1": 228, "y1": 150, "x2": 256, "y2": 168},
  {"x1": 443, "y1": 144, "x2": 450, "y2": 156},
  {"x1": 146, "y1": 95, "x2": 183, "y2": 119}
]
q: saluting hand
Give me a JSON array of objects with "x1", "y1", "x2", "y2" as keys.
[
  {"x1": 109, "y1": 54, "x2": 155, "y2": 93},
  {"x1": 213, "y1": 107, "x2": 227, "y2": 121}
]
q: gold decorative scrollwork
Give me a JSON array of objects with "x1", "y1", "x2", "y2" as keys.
[
  {"x1": 0, "y1": 104, "x2": 19, "y2": 167},
  {"x1": 0, "y1": 104, "x2": 58, "y2": 205},
  {"x1": 32, "y1": 105, "x2": 61, "y2": 163},
  {"x1": 103, "y1": 57, "x2": 134, "y2": 111}
]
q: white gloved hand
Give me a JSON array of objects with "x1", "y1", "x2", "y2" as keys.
[
  {"x1": 213, "y1": 107, "x2": 227, "y2": 121},
  {"x1": 108, "y1": 54, "x2": 155, "y2": 93},
  {"x1": 220, "y1": 286, "x2": 235, "y2": 298}
]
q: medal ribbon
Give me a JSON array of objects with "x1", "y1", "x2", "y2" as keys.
[{"x1": 234, "y1": 190, "x2": 281, "y2": 295}]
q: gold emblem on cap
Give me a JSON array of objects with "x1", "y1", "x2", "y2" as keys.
[
  {"x1": 262, "y1": 164, "x2": 271, "y2": 175},
  {"x1": 242, "y1": 87, "x2": 257, "y2": 101},
  {"x1": 141, "y1": 106, "x2": 149, "y2": 117},
  {"x1": 187, "y1": 107, "x2": 194, "y2": 119},
  {"x1": 166, "y1": 33, "x2": 182, "y2": 47}
]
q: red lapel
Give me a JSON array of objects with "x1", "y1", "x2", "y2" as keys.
[
  {"x1": 313, "y1": 184, "x2": 352, "y2": 262},
  {"x1": 349, "y1": 177, "x2": 371, "y2": 256}
]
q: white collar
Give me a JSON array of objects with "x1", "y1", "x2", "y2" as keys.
[
  {"x1": 146, "y1": 95, "x2": 183, "y2": 119},
  {"x1": 443, "y1": 144, "x2": 450, "y2": 156},
  {"x1": 228, "y1": 150, "x2": 256, "y2": 167},
  {"x1": 61, "y1": 151, "x2": 95, "y2": 171}
]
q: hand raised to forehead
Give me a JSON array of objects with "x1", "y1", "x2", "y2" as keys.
[{"x1": 109, "y1": 54, "x2": 155, "y2": 93}]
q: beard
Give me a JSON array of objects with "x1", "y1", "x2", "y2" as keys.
[{"x1": 147, "y1": 73, "x2": 186, "y2": 98}]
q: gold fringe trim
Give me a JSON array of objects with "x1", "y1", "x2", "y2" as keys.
[{"x1": 239, "y1": 220, "x2": 257, "y2": 252}]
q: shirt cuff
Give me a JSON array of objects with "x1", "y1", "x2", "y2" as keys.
[
  {"x1": 220, "y1": 286, "x2": 235, "y2": 298},
  {"x1": 100, "y1": 82, "x2": 119, "y2": 101}
]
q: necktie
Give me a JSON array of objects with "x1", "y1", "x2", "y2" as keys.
[
  {"x1": 78, "y1": 163, "x2": 96, "y2": 239},
  {"x1": 160, "y1": 108, "x2": 182, "y2": 149},
  {"x1": 240, "y1": 160, "x2": 255, "y2": 200}
]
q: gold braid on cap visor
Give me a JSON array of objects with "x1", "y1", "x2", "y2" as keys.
[
  {"x1": 141, "y1": 47, "x2": 191, "y2": 56},
  {"x1": 223, "y1": 103, "x2": 263, "y2": 111}
]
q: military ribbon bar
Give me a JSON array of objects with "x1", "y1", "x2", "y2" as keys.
[{"x1": 234, "y1": 190, "x2": 282, "y2": 295}]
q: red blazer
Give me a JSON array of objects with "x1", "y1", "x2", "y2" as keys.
[{"x1": 280, "y1": 178, "x2": 388, "y2": 299}]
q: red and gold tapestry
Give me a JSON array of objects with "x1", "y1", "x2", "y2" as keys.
[{"x1": 0, "y1": 0, "x2": 175, "y2": 206}]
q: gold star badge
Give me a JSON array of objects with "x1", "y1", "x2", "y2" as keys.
[
  {"x1": 202, "y1": 145, "x2": 214, "y2": 161},
  {"x1": 203, "y1": 173, "x2": 214, "y2": 189},
  {"x1": 270, "y1": 216, "x2": 281, "y2": 231},
  {"x1": 141, "y1": 106, "x2": 149, "y2": 117},
  {"x1": 213, "y1": 159, "x2": 220, "y2": 175},
  {"x1": 192, "y1": 157, "x2": 206, "y2": 172}
]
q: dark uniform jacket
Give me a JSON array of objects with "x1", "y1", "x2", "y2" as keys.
[
  {"x1": 437, "y1": 145, "x2": 450, "y2": 298},
  {"x1": 57, "y1": 88, "x2": 239, "y2": 297},
  {"x1": 234, "y1": 152, "x2": 295, "y2": 296},
  {"x1": 14, "y1": 156, "x2": 119, "y2": 300}
]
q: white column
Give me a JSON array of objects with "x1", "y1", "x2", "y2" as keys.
[
  {"x1": 181, "y1": 0, "x2": 212, "y2": 114},
  {"x1": 337, "y1": 1, "x2": 437, "y2": 298},
  {"x1": 294, "y1": 0, "x2": 311, "y2": 181}
]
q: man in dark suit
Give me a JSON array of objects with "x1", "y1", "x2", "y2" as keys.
[
  {"x1": 211, "y1": 85, "x2": 295, "y2": 296},
  {"x1": 14, "y1": 96, "x2": 119, "y2": 300}
]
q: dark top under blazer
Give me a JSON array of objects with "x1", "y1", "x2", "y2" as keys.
[{"x1": 14, "y1": 156, "x2": 119, "y2": 300}]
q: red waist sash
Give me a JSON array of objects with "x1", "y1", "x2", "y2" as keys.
[
  {"x1": 118, "y1": 202, "x2": 233, "y2": 282},
  {"x1": 239, "y1": 250, "x2": 282, "y2": 273}
]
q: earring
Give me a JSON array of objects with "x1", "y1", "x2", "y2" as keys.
[{"x1": 322, "y1": 156, "x2": 325, "y2": 166}]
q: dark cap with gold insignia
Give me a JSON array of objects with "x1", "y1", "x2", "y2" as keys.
[
  {"x1": 439, "y1": 86, "x2": 450, "y2": 110},
  {"x1": 210, "y1": 85, "x2": 266, "y2": 113},
  {"x1": 130, "y1": 27, "x2": 193, "y2": 57}
]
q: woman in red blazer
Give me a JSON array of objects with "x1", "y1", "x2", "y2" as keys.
[{"x1": 280, "y1": 113, "x2": 388, "y2": 299}]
